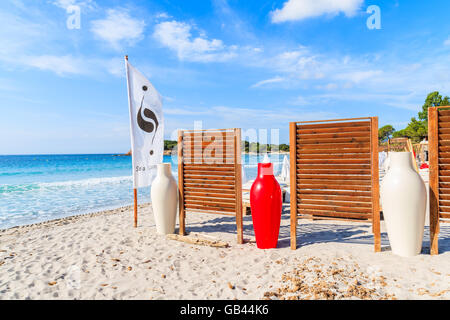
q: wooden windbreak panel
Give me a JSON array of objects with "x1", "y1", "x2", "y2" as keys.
[
  {"x1": 429, "y1": 107, "x2": 450, "y2": 255},
  {"x1": 178, "y1": 128, "x2": 243, "y2": 244},
  {"x1": 290, "y1": 117, "x2": 380, "y2": 252}
]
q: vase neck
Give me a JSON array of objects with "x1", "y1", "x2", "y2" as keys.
[
  {"x1": 257, "y1": 163, "x2": 274, "y2": 178},
  {"x1": 157, "y1": 163, "x2": 172, "y2": 176},
  {"x1": 389, "y1": 152, "x2": 413, "y2": 170}
]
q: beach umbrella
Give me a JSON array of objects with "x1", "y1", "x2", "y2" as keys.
[
  {"x1": 280, "y1": 155, "x2": 290, "y2": 183},
  {"x1": 242, "y1": 166, "x2": 248, "y2": 184}
]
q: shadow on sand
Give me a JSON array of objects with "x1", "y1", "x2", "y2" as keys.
[{"x1": 180, "y1": 206, "x2": 450, "y2": 254}]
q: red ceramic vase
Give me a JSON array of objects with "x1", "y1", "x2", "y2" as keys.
[{"x1": 250, "y1": 163, "x2": 282, "y2": 249}]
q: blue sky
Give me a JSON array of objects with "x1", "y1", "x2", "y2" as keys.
[{"x1": 0, "y1": 0, "x2": 449, "y2": 154}]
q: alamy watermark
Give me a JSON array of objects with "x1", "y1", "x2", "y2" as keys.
[
  {"x1": 66, "y1": 5, "x2": 81, "y2": 30},
  {"x1": 366, "y1": 5, "x2": 381, "y2": 30}
]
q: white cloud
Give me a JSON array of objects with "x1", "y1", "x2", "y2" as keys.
[
  {"x1": 335, "y1": 70, "x2": 383, "y2": 83},
  {"x1": 25, "y1": 55, "x2": 86, "y2": 75},
  {"x1": 271, "y1": 0, "x2": 364, "y2": 23},
  {"x1": 52, "y1": 0, "x2": 95, "y2": 10},
  {"x1": 445, "y1": 37, "x2": 450, "y2": 46},
  {"x1": 251, "y1": 76, "x2": 285, "y2": 88},
  {"x1": 91, "y1": 9, "x2": 145, "y2": 49},
  {"x1": 153, "y1": 20, "x2": 237, "y2": 62}
]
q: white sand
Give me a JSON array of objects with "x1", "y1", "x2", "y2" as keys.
[{"x1": 0, "y1": 204, "x2": 449, "y2": 300}]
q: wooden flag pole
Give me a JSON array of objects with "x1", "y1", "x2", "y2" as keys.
[
  {"x1": 125, "y1": 54, "x2": 137, "y2": 228},
  {"x1": 133, "y1": 188, "x2": 138, "y2": 228}
]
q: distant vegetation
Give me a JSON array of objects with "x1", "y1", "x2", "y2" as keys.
[
  {"x1": 241, "y1": 141, "x2": 289, "y2": 153},
  {"x1": 162, "y1": 140, "x2": 289, "y2": 153},
  {"x1": 379, "y1": 91, "x2": 450, "y2": 143},
  {"x1": 164, "y1": 140, "x2": 177, "y2": 150}
]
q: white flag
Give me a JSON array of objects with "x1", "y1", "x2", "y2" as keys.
[{"x1": 125, "y1": 59, "x2": 164, "y2": 188}]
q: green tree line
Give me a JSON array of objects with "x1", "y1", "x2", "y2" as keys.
[
  {"x1": 163, "y1": 140, "x2": 289, "y2": 152},
  {"x1": 378, "y1": 91, "x2": 450, "y2": 143}
]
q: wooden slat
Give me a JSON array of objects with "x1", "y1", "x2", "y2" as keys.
[
  {"x1": 300, "y1": 199, "x2": 372, "y2": 208},
  {"x1": 297, "y1": 169, "x2": 371, "y2": 175},
  {"x1": 297, "y1": 214, "x2": 372, "y2": 223},
  {"x1": 184, "y1": 174, "x2": 235, "y2": 181},
  {"x1": 438, "y1": 152, "x2": 450, "y2": 158},
  {"x1": 184, "y1": 196, "x2": 236, "y2": 204},
  {"x1": 184, "y1": 199, "x2": 236, "y2": 208},
  {"x1": 183, "y1": 170, "x2": 235, "y2": 176},
  {"x1": 184, "y1": 191, "x2": 236, "y2": 199},
  {"x1": 438, "y1": 194, "x2": 450, "y2": 201},
  {"x1": 438, "y1": 116, "x2": 450, "y2": 123},
  {"x1": 438, "y1": 187, "x2": 450, "y2": 195},
  {"x1": 438, "y1": 121, "x2": 450, "y2": 129},
  {"x1": 438, "y1": 109, "x2": 450, "y2": 117},
  {"x1": 438, "y1": 128, "x2": 450, "y2": 134},
  {"x1": 184, "y1": 204, "x2": 235, "y2": 213},
  {"x1": 297, "y1": 164, "x2": 371, "y2": 170},
  {"x1": 438, "y1": 146, "x2": 450, "y2": 153},
  {"x1": 297, "y1": 136, "x2": 370, "y2": 145},
  {"x1": 297, "y1": 159, "x2": 370, "y2": 165},
  {"x1": 183, "y1": 164, "x2": 234, "y2": 170},
  {"x1": 298, "y1": 203, "x2": 371, "y2": 214},
  {"x1": 298, "y1": 153, "x2": 370, "y2": 160},
  {"x1": 298, "y1": 194, "x2": 371, "y2": 203},
  {"x1": 297, "y1": 174, "x2": 370, "y2": 181},
  {"x1": 439, "y1": 176, "x2": 450, "y2": 183},
  {"x1": 184, "y1": 182, "x2": 235, "y2": 189},
  {"x1": 183, "y1": 186, "x2": 236, "y2": 194},
  {"x1": 297, "y1": 183, "x2": 371, "y2": 191},
  {"x1": 296, "y1": 121, "x2": 370, "y2": 130},
  {"x1": 296, "y1": 131, "x2": 369, "y2": 139},
  {"x1": 297, "y1": 142, "x2": 370, "y2": 150},
  {"x1": 297, "y1": 148, "x2": 370, "y2": 155},
  {"x1": 440, "y1": 212, "x2": 450, "y2": 219},
  {"x1": 297, "y1": 126, "x2": 370, "y2": 135},
  {"x1": 298, "y1": 179, "x2": 371, "y2": 186},
  {"x1": 297, "y1": 209, "x2": 370, "y2": 220},
  {"x1": 298, "y1": 189, "x2": 372, "y2": 197},
  {"x1": 439, "y1": 206, "x2": 450, "y2": 213}
]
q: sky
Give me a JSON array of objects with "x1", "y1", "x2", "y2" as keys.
[{"x1": 0, "y1": 0, "x2": 450, "y2": 154}]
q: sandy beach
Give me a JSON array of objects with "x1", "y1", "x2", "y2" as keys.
[{"x1": 0, "y1": 203, "x2": 448, "y2": 300}]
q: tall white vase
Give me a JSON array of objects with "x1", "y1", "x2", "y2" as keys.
[
  {"x1": 380, "y1": 152, "x2": 426, "y2": 257},
  {"x1": 151, "y1": 163, "x2": 178, "y2": 235}
]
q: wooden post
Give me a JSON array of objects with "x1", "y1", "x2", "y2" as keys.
[
  {"x1": 289, "y1": 122, "x2": 298, "y2": 250},
  {"x1": 133, "y1": 188, "x2": 137, "y2": 228},
  {"x1": 178, "y1": 130, "x2": 186, "y2": 236},
  {"x1": 371, "y1": 117, "x2": 381, "y2": 252},
  {"x1": 429, "y1": 107, "x2": 439, "y2": 255},
  {"x1": 234, "y1": 128, "x2": 244, "y2": 244}
]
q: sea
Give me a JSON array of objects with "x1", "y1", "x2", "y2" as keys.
[{"x1": 0, "y1": 154, "x2": 286, "y2": 229}]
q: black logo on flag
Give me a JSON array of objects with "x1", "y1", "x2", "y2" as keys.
[{"x1": 137, "y1": 85, "x2": 159, "y2": 156}]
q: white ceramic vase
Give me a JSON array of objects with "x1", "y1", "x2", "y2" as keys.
[
  {"x1": 151, "y1": 163, "x2": 178, "y2": 235},
  {"x1": 380, "y1": 152, "x2": 426, "y2": 257}
]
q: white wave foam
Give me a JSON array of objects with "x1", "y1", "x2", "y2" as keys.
[{"x1": 38, "y1": 176, "x2": 134, "y2": 188}]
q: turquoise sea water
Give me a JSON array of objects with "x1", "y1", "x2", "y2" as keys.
[{"x1": 0, "y1": 154, "x2": 286, "y2": 229}]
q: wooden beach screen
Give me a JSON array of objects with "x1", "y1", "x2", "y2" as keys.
[
  {"x1": 178, "y1": 128, "x2": 243, "y2": 244},
  {"x1": 428, "y1": 107, "x2": 450, "y2": 255},
  {"x1": 289, "y1": 117, "x2": 381, "y2": 252}
]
